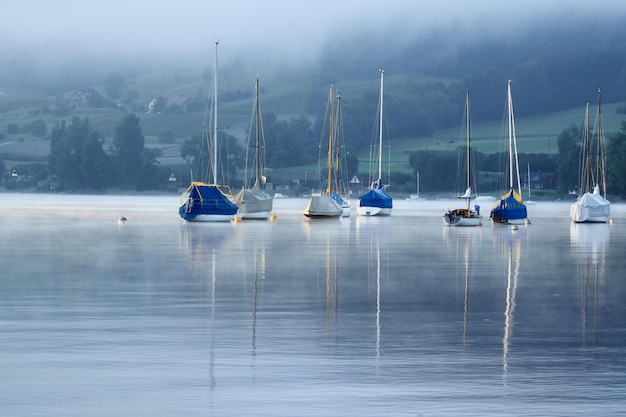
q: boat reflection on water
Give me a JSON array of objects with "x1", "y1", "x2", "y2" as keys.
[
  {"x1": 178, "y1": 222, "x2": 235, "y2": 263},
  {"x1": 570, "y1": 223, "x2": 609, "y2": 346},
  {"x1": 442, "y1": 227, "x2": 482, "y2": 350},
  {"x1": 503, "y1": 237, "x2": 521, "y2": 380}
]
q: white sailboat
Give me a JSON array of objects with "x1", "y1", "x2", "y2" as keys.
[
  {"x1": 490, "y1": 80, "x2": 528, "y2": 225},
  {"x1": 443, "y1": 89, "x2": 483, "y2": 226},
  {"x1": 406, "y1": 172, "x2": 422, "y2": 201},
  {"x1": 302, "y1": 84, "x2": 343, "y2": 219},
  {"x1": 331, "y1": 93, "x2": 351, "y2": 217},
  {"x1": 235, "y1": 76, "x2": 273, "y2": 220},
  {"x1": 179, "y1": 40, "x2": 237, "y2": 222},
  {"x1": 570, "y1": 89, "x2": 610, "y2": 223},
  {"x1": 357, "y1": 69, "x2": 393, "y2": 216}
]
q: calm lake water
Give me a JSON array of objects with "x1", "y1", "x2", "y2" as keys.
[{"x1": 2, "y1": 193, "x2": 626, "y2": 416}]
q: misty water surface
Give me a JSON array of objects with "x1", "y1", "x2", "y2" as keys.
[{"x1": 1, "y1": 194, "x2": 625, "y2": 416}]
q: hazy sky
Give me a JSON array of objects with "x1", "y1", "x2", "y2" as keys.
[{"x1": 4, "y1": 0, "x2": 625, "y2": 68}]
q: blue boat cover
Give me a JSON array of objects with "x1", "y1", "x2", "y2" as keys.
[
  {"x1": 330, "y1": 192, "x2": 348, "y2": 206},
  {"x1": 179, "y1": 182, "x2": 237, "y2": 221},
  {"x1": 358, "y1": 188, "x2": 393, "y2": 209},
  {"x1": 490, "y1": 188, "x2": 527, "y2": 221}
]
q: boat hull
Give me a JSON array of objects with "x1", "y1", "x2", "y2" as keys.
[
  {"x1": 181, "y1": 212, "x2": 235, "y2": 222},
  {"x1": 356, "y1": 206, "x2": 392, "y2": 216},
  {"x1": 237, "y1": 211, "x2": 271, "y2": 220},
  {"x1": 443, "y1": 209, "x2": 482, "y2": 227}
]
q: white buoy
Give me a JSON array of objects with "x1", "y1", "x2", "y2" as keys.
[{"x1": 511, "y1": 225, "x2": 518, "y2": 231}]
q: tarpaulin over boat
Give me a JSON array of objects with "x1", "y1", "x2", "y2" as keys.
[
  {"x1": 179, "y1": 181, "x2": 237, "y2": 221},
  {"x1": 235, "y1": 187, "x2": 273, "y2": 215},
  {"x1": 570, "y1": 188, "x2": 610, "y2": 223},
  {"x1": 302, "y1": 195, "x2": 342, "y2": 217},
  {"x1": 357, "y1": 188, "x2": 393, "y2": 209},
  {"x1": 490, "y1": 188, "x2": 527, "y2": 222}
]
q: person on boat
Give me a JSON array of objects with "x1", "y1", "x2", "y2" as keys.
[{"x1": 475, "y1": 205, "x2": 480, "y2": 215}]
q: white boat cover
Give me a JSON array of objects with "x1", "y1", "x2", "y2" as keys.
[
  {"x1": 303, "y1": 195, "x2": 342, "y2": 217},
  {"x1": 235, "y1": 188, "x2": 273, "y2": 215},
  {"x1": 570, "y1": 187, "x2": 610, "y2": 223}
]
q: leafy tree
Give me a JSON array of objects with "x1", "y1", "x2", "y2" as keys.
[
  {"x1": 7, "y1": 123, "x2": 19, "y2": 135},
  {"x1": 408, "y1": 149, "x2": 457, "y2": 192},
  {"x1": 263, "y1": 114, "x2": 317, "y2": 168},
  {"x1": 25, "y1": 119, "x2": 47, "y2": 136},
  {"x1": 606, "y1": 121, "x2": 626, "y2": 198},
  {"x1": 104, "y1": 71, "x2": 127, "y2": 100},
  {"x1": 111, "y1": 113, "x2": 149, "y2": 189},
  {"x1": 557, "y1": 124, "x2": 582, "y2": 193},
  {"x1": 179, "y1": 129, "x2": 243, "y2": 186},
  {"x1": 48, "y1": 117, "x2": 114, "y2": 190}
]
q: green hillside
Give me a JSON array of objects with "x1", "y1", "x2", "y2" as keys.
[{"x1": 2, "y1": 69, "x2": 626, "y2": 174}]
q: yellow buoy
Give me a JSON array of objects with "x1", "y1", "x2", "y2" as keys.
[{"x1": 270, "y1": 214, "x2": 278, "y2": 222}]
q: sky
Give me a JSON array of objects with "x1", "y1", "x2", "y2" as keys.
[{"x1": 3, "y1": 0, "x2": 625, "y2": 71}]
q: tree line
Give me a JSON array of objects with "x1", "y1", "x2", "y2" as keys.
[
  {"x1": 406, "y1": 122, "x2": 626, "y2": 199},
  {"x1": 46, "y1": 114, "x2": 162, "y2": 192}
]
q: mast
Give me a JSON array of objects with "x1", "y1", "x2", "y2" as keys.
[
  {"x1": 466, "y1": 89, "x2": 471, "y2": 209},
  {"x1": 507, "y1": 81, "x2": 513, "y2": 189},
  {"x1": 584, "y1": 102, "x2": 591, "y2": 193},
  {"x1": 378, "y1": 69, "x2": 384, "y2": 185},
  {"x1": 254, "y1": 76, "x2": 260, "y2": 188},
  {"x1": 596, "y1": 88, "x2": 606, "y2": 198},
  {"x1": 212, "y1": 40, "x2": 219, "y2": 185},
  {"x1": 326, "y1": 84, "x2": 334, "y2": 195},
  {"x1": 507, "y1": 80, "x2": 522, "y2": 195},
  {"x1": 334, "y1": 93, "x2": 342, "y2": 195}
]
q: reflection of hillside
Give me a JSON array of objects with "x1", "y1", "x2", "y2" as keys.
[{"x1": 570, "y1": 223, "x2": 609, "y2": 346}]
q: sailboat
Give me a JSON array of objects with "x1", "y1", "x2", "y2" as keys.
[
  {"x1": 405, "y1": 172, "x2": 422, "y2": 201},
  {"x1": 490, "y1": 80, "x2": 528, "y2": 225},
  {"x1": 570, "y1": 89, "x2": 610, "y2": 223},
  {"x1": 179, "y1": 40, "x2": 237, "y2": 222},
  {"x1": 302, "y1": 84, "x2": 343, "y2": 219},
  {"x1": 234, "y1": 76, "x2": 273, "y2": 220},
  {"x1": 357, "y1": 69, "x2": 393, "y2": 216},
  {"x1": 443, "y1": 90, "x2": 483, "y2": 226},
  {"x1": 330, "y1": 92, "x2": 351, "y2": 217}
]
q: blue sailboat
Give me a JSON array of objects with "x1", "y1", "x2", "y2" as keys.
[
  {"x1": 179, "y1": 40, "x2": 237, "y2": 222},
  {"x1": 490, "y1": 80, "x2": 527, "y2": 225},
  {"x1": 357, "y1": 69, "x2": 392, "y2": 216}
]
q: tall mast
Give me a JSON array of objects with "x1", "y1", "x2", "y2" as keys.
[
  {"x1": 212, "y1": 40, "x2": 219, "y2": 184},
  {"x1": 466, "y1": 89, "x2": 471, "y2": 193},
  {"x1": 254, "y1": 76, "x2": 260, "y2": 188},
  {"x1": 507, "y1": 80, "x2": 522, "y2": 195},
  {"x1": 466, "y1": 89, "x2": 471, "y2": 209},
  {"x1": 326, "y1": 85, "x2": 334, "y2": 195},
  {"x1": 584, "y1": 102, "x2": 591, "y2": 193},
  {"x1": 378, "y1": 69, "x2": 384, "y2": 184},
  {"x1": 507, "y1": 80, "x2": 513, "y2": 189},
  {"x1": 596, "y1": 88, "x2": 606, "y2": 198},
  {"x1": 334, "y1": 93, "x2": 342, "y2": 195}
]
